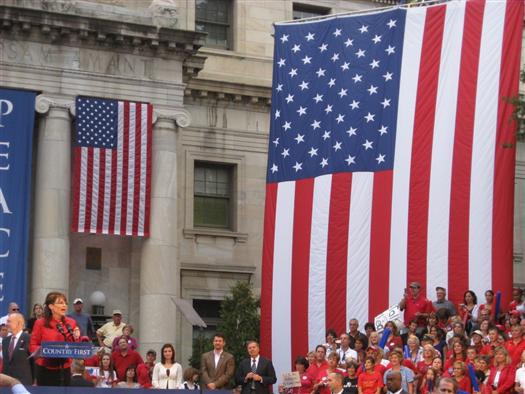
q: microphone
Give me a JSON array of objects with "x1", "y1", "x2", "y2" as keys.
[
  {"x1": 64, "y1": 323, "x2": 76, "y2": 341},
  {"x1": 56, "y1": 323, "x2": 68, "y2": 339}
]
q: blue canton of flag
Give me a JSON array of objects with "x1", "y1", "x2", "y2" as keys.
[
  {"x1": 268, "y1": 9, "x2": 406, "y2": 183},
  {"x1": 75, "y1": 97, "x2": 118, "y2": 148}
]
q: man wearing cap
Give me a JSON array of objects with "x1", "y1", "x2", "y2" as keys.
[
  {"x1": 433, "y1": 287, "x2": 457, "y2": 316},
  {"x1": 67, "y1": 298, "x2": 95, "y2": 339},
  {"x1": 96, "y1": 310, "x2": 126, "y2": 350},
  {"x1": 471, "y1": 330, "x2": 484, "y2": 353},
  {"x1": 399, "y1": 282, "x2": 434, "y2": 330}
]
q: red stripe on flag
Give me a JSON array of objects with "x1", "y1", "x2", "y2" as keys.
[
  {"x1": 369, "y1": 171, "x2": 393, "y2": 320},
  {"x1": 448, "y1": 0, "x2": 485, "y2": 304},
  {"x1": 97, "y1": 150, "x2": 107, "y2": 234},
  {"x1": 120, "y1": 102, "x2": 130, "y2": 235},
  {"x1": 492, "y1": 0, "x2": 524, "y2": 304},
  {"x1": 290, "y1": 179, "x2": 314, "y2": 365},
  {"x1": 325, "y1": 172, "x2": 352, "y2": 335},
  {"x1": 109, "y1": 149, "x2": 117, "y2": 235},
  {"x1": 71, "y1": 147, "x2": 82, "y2": 232},
  {"x1": 144, "y1": 104, "x2": 153, "y2": 237},
  {"x1": 132, "y1": 104, "x2": 142, "y2": 236},
  {"x1": 260, "y1": 183, "x2": 278, "y2": 358},
  {"x1": 85, "y1": 148, "x2": 94, "y2": 233},
  {"x1": 406, "y1": 6, "x2": 446, "y2": 294}
]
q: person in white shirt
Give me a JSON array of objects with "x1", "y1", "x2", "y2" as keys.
[
  {"x1": 337, "y1": 334, "x2": 358, "y2": 368},
  {"x1": 152, "y1": 343, "x2": 182, "y2": 389}
]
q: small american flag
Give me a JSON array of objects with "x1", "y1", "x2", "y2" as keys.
[{"x1": 71, "y1": 96, "x2": 152, "y2": 237}]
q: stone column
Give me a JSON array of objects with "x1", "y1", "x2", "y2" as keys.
[
  {"x1": 31, "y1": 95, "x2": 73, "y2": 305},
  {"x1": 139, "y1": 109, "x2": 191, "y2": 352}
]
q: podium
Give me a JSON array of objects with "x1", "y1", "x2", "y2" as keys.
[{"x1": 35, "y1": 342, "x2": 95, "y2": 359}]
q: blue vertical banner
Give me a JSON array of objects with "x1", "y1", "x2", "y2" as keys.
[{"x1": 0, "y1": 88, "x2": 36, "y2": 315}]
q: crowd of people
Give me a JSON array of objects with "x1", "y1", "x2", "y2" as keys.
[
  {"x1": 0, "y1": 291, "x2": 277, "y2": 391},
  {"x1": 287, "y1": 283, "x2": 525, "y2": 394},
  {"x1": 0, "y1": 284, "x2": 523, "y2": 394}
]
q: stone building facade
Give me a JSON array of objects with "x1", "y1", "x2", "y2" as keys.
[{"x1": 1, "y1": 0, "x2": 524, "y2": 368}]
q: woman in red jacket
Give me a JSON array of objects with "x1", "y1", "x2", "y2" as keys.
[
  {"x1": 487, "y1": 347, "x2": 516, "y2": 394},
  {"x1": 29, "y1": 291, "x2": 78, "y2": 386}
]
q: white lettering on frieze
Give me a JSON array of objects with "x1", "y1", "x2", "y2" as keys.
[
  {"x1": 0, "y1": 100, "x2": 13, "y2": 128},
  {"x1": 0, "y1": 228, "x2": 9, "y2": 258},
  {"x1": 0, "y1": 142, "x2": 9, "y2": 170}
]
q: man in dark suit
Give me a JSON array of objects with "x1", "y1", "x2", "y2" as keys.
[
  {"x1": 2, "y1": 313, "x2": 32, "y2": 385},
  {"x1": 201, "y1": 333, "x2": 235, "y2": 389},
  {"x1": 385, "y1": 371, "x2": 409, "y2": 394},
  {"x1": 235, "y1": 341, "x2": 276, "y2": 394},
  {"x1": 69, "y1": 359, "x2": 94, "y2": 387}
]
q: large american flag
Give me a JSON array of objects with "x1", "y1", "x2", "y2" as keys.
[
  {"x1": 260, "y1": 0, "x2": 523, "y2": 376},
  {"x1": 72, "y1": 97, "x2": 152, "y2": 237}
]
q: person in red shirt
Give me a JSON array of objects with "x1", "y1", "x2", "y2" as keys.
[
  {"x1": 479, "y1": 291, "x2": 496, "y2": 323},
  {"x1": 111, "y1": 336, "x2": 144, "y2": 381},
  {"x1": 509, "y1": 288, "x2": 524, "y2": 313},
  {"x1": 452, "y1": 361, "x2": 472, "y2": 394},
  {"x1": 505, "y1": 325, "x2": 525, "y2": 367},
  {"x1": 278, "y1": 357, "x2": 313, "y2": 394},
  {"x1": 383, "y1": 321, "x2": 403, "y2": 352},
  {"x1": 137, "y1": 349, "x2": 156, "y2": 388},
  {"x1": 29, "y1": 291, "x2": 78, "y2": 386},
  {"x1": 487, "y1": 347, "x2": 515, "y2": 394},
  {"x1": 357, "y1": 357, "x2": 383, "y2": 394},
  {"x1": 314, "y1": 352, "x2": 346, "y2": 394},
  {"x1": 420, "y1": 367, "x2": 437, "y2": 394},
  {"x1": 480, "y1": 328, "x2": 502, "y2": 357},
  {"x1": 399, "y1": 282, "x2": 435, "y2": 329},
  {"x1": 307, "y1": 345, "x2": 329, "y2": 382},
  {"x1": 417, "y1": 344, "x2": 436, "y2": 378},
  {"x1": 444, "y1": 340, "x2": 468, "y2": 375}
]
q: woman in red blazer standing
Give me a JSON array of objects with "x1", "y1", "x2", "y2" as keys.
[
  {"x1": 30, "y1": 291, "x2": 78, "y2": 386},
  {"x1": 487, "y1": 347, "x2": 516, "y2": 394}
]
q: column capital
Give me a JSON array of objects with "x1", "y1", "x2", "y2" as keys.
[
  {"x1": 153, "y1": 108, "x2": 192, "y2": 128},
  {"x1": 35, "y1": 95, "x2": 75, "y2": 116}
]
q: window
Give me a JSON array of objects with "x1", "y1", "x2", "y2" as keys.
[
  {"x1": 293, "y1": 3, "x2": 330, "y2": 20},
  {"x1": 85, "y1": 247, "x2": 102, "y2": 270},
  {"x1": 194, "y1": 162, "x2": 233, "y2": 229},
  {"x1": 192, "y1": 299, "x2": 221, "y2": 339},
  {"x1": 196, "y1": 0, "x2": 232, "y2": 49}
]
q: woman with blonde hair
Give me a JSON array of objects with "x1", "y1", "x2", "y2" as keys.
[{"x1": 487, "y1": 347, "x2": 516, "y2": 394}]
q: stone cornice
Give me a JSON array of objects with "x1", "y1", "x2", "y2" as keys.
[
  {"x1": 184, "y1": 78, "x2": 272, "y2": 108},
  {"x1": 0, "y1": 2, "x2": 207, "y2": 77}
]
